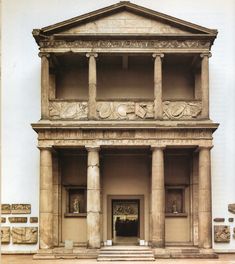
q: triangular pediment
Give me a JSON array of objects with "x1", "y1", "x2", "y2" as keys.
[
  {"x1": 33, "y1": 1, "x2": 217, "y2": 43},
  {"x1": 60, "y1": 10, "x2": 193, "y2": 35}
]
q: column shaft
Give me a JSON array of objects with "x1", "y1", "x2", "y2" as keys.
[
  {"x1": 39, "y1": 147, "x2": 53, "y2": 249},
  {"x1": 151, "y1": 146, "x2": 165, "y2": 247},
  {"x1": 198, "y1": 147, "x2": 212, "y2": 249},
  {"x1": 200, "y1": 53, "x2": 211, "y2": 119},
  {"x1": 87, "y1": 53, "x2": 98, "y2": 119},
  {"x1": 153, "y1": 53, "x2": 164, "y2": 119},
  {"x1": 40, "y1": 53, "x2": 50, "y2": 119},
  {"x1": 86, "y1": 146, "x2": 101, "y2": 248}
]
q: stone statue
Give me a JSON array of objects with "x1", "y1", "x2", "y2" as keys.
[
  {"x1": 73, "y1": 197, "x2": 80, "y2": 213},
  {"x1": 172, "y1": 200, "x2": 178, "y2": 214}
]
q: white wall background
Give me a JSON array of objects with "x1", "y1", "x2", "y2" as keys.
[{"x1": 1, "y1": 0, "x2": 235, "y2": 252}]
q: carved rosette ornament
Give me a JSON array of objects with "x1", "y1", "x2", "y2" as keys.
[
  {"x1": 49, "y1": 101, "x2": 88, "y2": 120},
  {"x1": 163, "y1": 101, "x2": 202, "y2": 120},
  {"x1": 96, "y1": 102, "x2": 154, "y2": 120}
]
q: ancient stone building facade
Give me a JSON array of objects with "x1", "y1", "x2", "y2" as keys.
[{"x1": 31, "y1": 1, "x2": 218, "y2": 259}]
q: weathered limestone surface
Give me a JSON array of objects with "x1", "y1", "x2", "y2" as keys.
[
  {"x1": 12, "y1": 227, "x2": 38, "y2": 244},
  {"x1": 39, "y1": 147, "x2": 53, "y2": 249},
  {"x1": 151, "y1": 146, "x2": 165, "y2": 247},
  {"x1": 213, "y1": 218, "x2": 225, "y2": 222},
  {"x1": 97, "y1": 101, "x2": 154, "y2": 120},
  {"x1": 87, "y1": 53, "x2": 98, "y2": 119},
  {"x1": 86, "y1": 146, "x2": 101, "y2": 248},
  {"x1": 200, "y1": 53, "x2": 211, "y2": 119},
  {"x1": 153, "y1": 53, "x2": 164, "y2": 119},
  {"x1": 1, "y1": 204, "x2": 11, "y2": 214},
  {"x1": 62, "y1": 11, "x2": 191, "y2": 35},
  {"x1": 9, "y1": 217, "x2": 27, "y2": 223},
  {"x1": 228, "y1": 203, "x2": 235, "y2": 214},
  {"x1": 1, "y1": 217, "x2": 6, "y2": 223},
  {"x1": 49, "y1": 101, "x2": 88, "y2": 120},
  {"x1": 30, "y1": 217, "x2": 38, "y2": 223},
  {"x1": 198, "y1": 147, "x2": 212, "y2": 249},
  {"x1": 214, "y1": 225, "x2": 230, "y2": 243},
  {"x1": 163, "y1": 101, "x2": 202, "y2": 120},
  {"x1": 11, "y1": 204, "x2": 31, "y2": 214},
  {"x1": 1, "y1": 227, "x2": 10, "y2": 243}
]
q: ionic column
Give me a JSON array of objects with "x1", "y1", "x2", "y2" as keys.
[
  {"x1": 39, "y1": 52, "x2": 50, "y2": 119},
  {"x1": 86, "y1": 145, "x2": 101, "y2": 248},
  {"x1": 39, "y1": 147, "x2": 53, "y2": 249},
  {"x1": 153, "y1": 53, "x2": 164, "y2": 119},
  {"x1": 151, "y1": 146, "x2": 165, "y2": 247},
  {"x1": 198, "y1": 146, "x2": 212, "y2": 249},
  {"x1": 200, "y1": 52, "x2": 211, "y2": 119},
  {"x1": 86, "y1": 53, "x2": 98, "y2": 119}
]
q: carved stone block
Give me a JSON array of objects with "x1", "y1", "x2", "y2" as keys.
[
  {"x1": 228, "y1": 203, "x2": 235, "y2": 214},
  {"x1": 1, "y1": 204, "x2": 11, "y2": 214},
  {"x1": 11, "y1": 204, "x2": 31, "y2": 214},
  {"x1": 96, "y1": 102, "x2": 154, "y2": 120},
  {"x1": 12, "y1": 227, "x2": 38, "y2": 244},
  {"x1": 214, "y1": 225, "x2": 230, "y2": 243},
  {"x1": 49, "y1": 101, "x2": 88, "y2": 120},
  {"x1": 1, "y1": 217, "x2": 6, "y2": 223},
  {"x1": 30, "y1": 217, "x2": 38, "y2": 223},
  {"x1": 228, "y1": 218, "x2": 234, "y2": 222},
  {"x1": 9, "y1": 217, "x2": 27, "y2": 223},
  {"x1": 1, "y1": 227, "x2": 10, "y2": 243},
  {"x1": 214, "y1": 218, "x2": 225, "y2": 222},
  {"x1": 163, "y1": 101, "x2": 202, "y2": 120}
]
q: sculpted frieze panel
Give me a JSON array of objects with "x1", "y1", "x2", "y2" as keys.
[
  {"x1": 49, "y1": 101, "x2": 88, "y2": 120},
  {"x1": 1, "y1": 227, "x2": 10, "y2": 244},
  {"x1": 163, "y1": 101, "x2": 202, "y2": 120},
  {"x1": 96, "y1": 102, "x2": 154, "y2": 120},
  {"x1": 39, "y1": 39, "x2": 211, "y2": 50},
  {"x1": 214, "y1": 225, "x2": 230, "y2": 243},
  {"x1": 12, "y1": 227, "x2": 38, "y2": 244},
  {"x1": 11, "y1": 204, "x2": 31, "y2": 214}
]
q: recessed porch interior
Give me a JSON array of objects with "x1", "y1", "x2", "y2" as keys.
[
  {"x1": 54, "y1": 145, "x2": 198, "y2": 247},
  {"x1": 50, "y1": 53, "x2": 201, "y2": 101}
]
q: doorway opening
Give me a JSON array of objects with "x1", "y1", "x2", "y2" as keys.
[{"x1": 112, "y1": 199, "x2": 140, "y2": 245}]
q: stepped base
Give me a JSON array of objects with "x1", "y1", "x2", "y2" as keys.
[{"x1": 97, "y1": 246, "x2": 155, "y2": 261}]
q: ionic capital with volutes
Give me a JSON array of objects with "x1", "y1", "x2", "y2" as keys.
[
  {"x1": 200, "y1": 52, "x2": 212, "y2": 59},
  {"x1": 152, "y1": 53, "x2": 164, "y2": 59},
  {"x1": 38, "y1": 52, "x2": 50, "y2": 58},
  {"x1": 86, "y1": 52, "x2": 98, "y2": 58}
]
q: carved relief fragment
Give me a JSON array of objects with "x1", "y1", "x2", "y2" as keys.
[
  {"x1": 1, "y1": 204, "x2": 11, "y2": 214},
  {"x1": 163, "y1": 101, "x2": 202, "y2": 120},
  {"x1": 12, "y1": 227, "x2": 38, "y2": 244},
  {"x1": 9, "y1": 217, "x2": 27, "y2": 223},
  {"x1": 97, "y1": 102, "x2": 154, "y2": 120},
  {"x1": 30, "y1": 217, "x2": 38, "y2": 223},
  {"x1": 40, "y1": 39, "x2": 211, "y2": 50},
  {"x1": 49, "y1": 101, "x2": 88, "y2": 120},
  {"x1": 1, "y1": 217, "x2": 6, "y2": 223},
  {"x1": 228, "y1": 203, "x2": 235, "y2": 214},
  {"x1": 11, "y1": 204, "x2": 31, "y2": 214},
  {"x1": 214, "y1": 225, "x2": 230, "y2": 243},
  {"x1": 1, "y1": 227, "x2": 10, "y2": 243}
]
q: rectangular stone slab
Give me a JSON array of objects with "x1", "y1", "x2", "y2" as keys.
[
  {"x1": 11, "y1": 204, "x2": 31, "y2": 214},
  {"x1": 1, "y1": 204, "x2": 11, "y2": 214},
  {"x1": 9, "y1": 217, "x2": 27, "y2": 223},
  {"x1": 30, "y1": 217, "x2": 38, "y2": 223},
  {"x1": 12, "y1": 227, "x2": 38, "y2": 244},
  {"x1": 214, "y1": 225, "x2": 230, "y2": 243},
  {"x1": 1, "y1": 227, "x2": 10, "y2": 243},
  {"x1": 1, "y1": 217, "x2": 6, "y2": 223}
]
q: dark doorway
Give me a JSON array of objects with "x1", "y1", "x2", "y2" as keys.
[{"x1": 112, "y1": 199, "x2": 139, "y2": 244}]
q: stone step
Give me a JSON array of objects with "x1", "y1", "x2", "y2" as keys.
[
  {"x1": 98, "y1": 247, "x2": 155, "y2": 261},
  {"x1": 97, "y1": 257, "x2": 155, "y2": 261}
]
